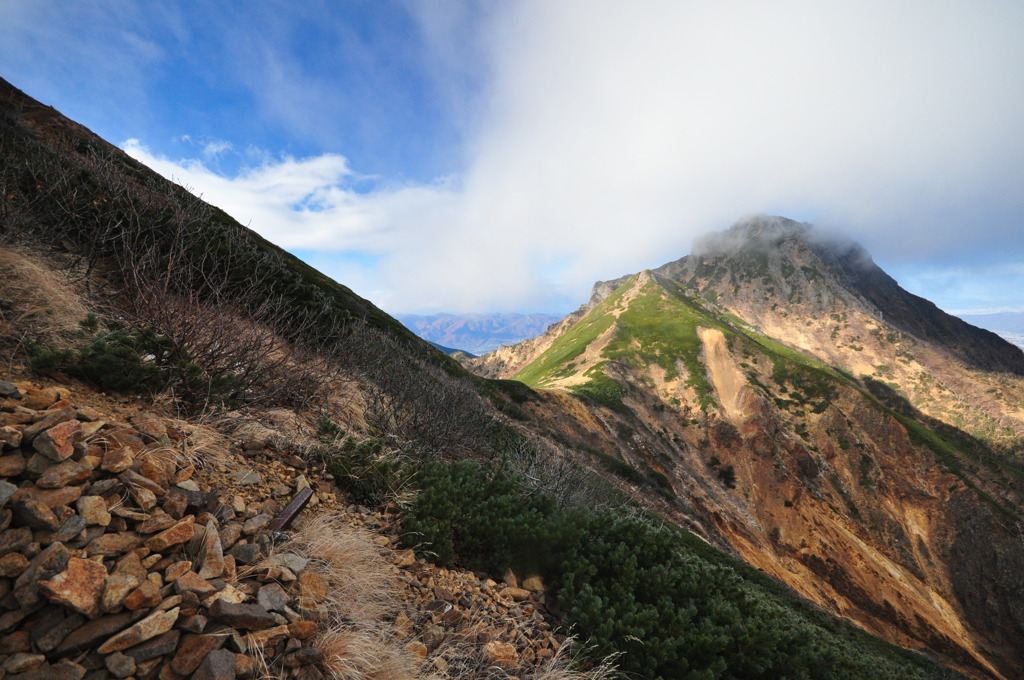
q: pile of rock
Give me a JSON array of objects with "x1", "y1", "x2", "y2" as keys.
[
  {"x1": 0, "y1": 381, "x2": 329, "y2": 680},
  {"x1": 391, "y1": 554, "x2": 565, "y2": 670}
]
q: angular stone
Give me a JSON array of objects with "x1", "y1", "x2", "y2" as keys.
[
  {"x1": 101, "y1": 447, "x2": 134, "y2": 474},
  {"x1": 502, "y1": 586, "x2": 532, "y2": 601},
  {"x1": 128, "y1": 484, "x2": 158, "y2": 510},
  {"x1": 4, "y1": 652, "x2": 46, "y2": 673},
  {"x1": 31, "y1": 609, "x2": 85, "y2": 653},
  {"x1": 145, "y1": 516, "x2": 194, "y2": 552},
  {"x1": 0, "y1": 629, "x2": 30, "y2": 654},
  {"x1": 121, "y1": 468, "x2": 165, "y2": 496},
  {"x1": 138, "y1": 458, "x2": 171, "y2": 489},
  {"x1": 86, "y1": 532, "x2": 141, "y2": 557},
  {"x1": 209, "y1": 599, "x2": 276, "y2": 631},
  {"x1": 13, "y1": 484, "x2": 82, "y2": 508},
  {"x1": 102, "y1": 571, "x2": 142, "y2": 613},
  {"x1": 192, "y1": 648, "x2": 235, "y2": 680},
  {"x1": 97, "y1": 607, "x2": 180, "y2": 654},
  {"x1": 21, "y1": 388, "x2": 62, "y2": 411},
  {"x1": 104, "y1": 651, "x2": 136, "y2": 679},
  {"x1": 0, "y1": 480, "x2": 17, "y2": 508},
  {"x1": 0, "y1": 526, "x2": 32, "y2": 556},
  {"x1": 482, "y1": 640, "x2": 518, "y2": 667},
  {"x1": 22, "y1": 408, "x2": 76, "y2": 441},
  {"x1": 0, "y1": 557, "x2": 22, "y2": 581},
  {"x1": 0, "y1": 380, "x2": 21, "y2": 397},
  {"x1": 76, "y1": 496, "x2": 111, "y2": 527},
  {"x1": 14, "y1": 541, "x2": 69, "y2": 608},
  {"x1": 0, "y1": 452, "x2": 26, "y2": 476},
  {"x1": 522, "y1": 575, "x2": 545, "y2": 591},
  {"x1": 54, "y1": 610, "x2": 137, "y2": 655},
  {"x1": 256, "y1": 583, "x2": 290, "y2": 613},
  {"x1": 138, "y1": 509, "x2": 177, "y2": 534},
  {"x1": 122, "y1": 580, "x2": 162, "y2": 610},
  {"x1": 39, "y1": 556, "x2": 107, "y2": 617},
  {"x1": 11, "y1": 497, "x2": 60, "y2": 531},
  {"x1": 122, "y1": 629, "x2": 180, "y2": 662},
  {"x1": 158, "y1": 492, "x2": 185, "y2": 521},
  {"x1": 170, "y1": 632, "x2": 224, "y2": 675},
  {"x1": 230, "y1": 469, "x2": 261, "y2": 486},
  {"x1": 196, "y1": 520, "x2": 225, "y2": 579},
  {"x1": 1, "y1": 425, "x2": 23, "y2": 450},
  {"x1": 287, "y1": 620, "x2": 317, "y2": 640},
  {"x1": 32, "y1": 419, "x2": 82, "y2": 461},
  {"x1": 175, "y1": 570, "x2": 217, "y2": 597},
  {"x1": 239, "y1": 624, "x2": 289, "y2": 652},
  {"x1": 165, "y1": 560, "x2": 192, "y2": 581},
  {"x1": 54, "y1": 513, "x2": 87, "y2": 542},
  {"x1": 298, "y1": 570, "x2": 328, "y2": 602},
  {"x1": 203, "y1": 584, "x2": 246, "y2": 608},
  {"x1": 4, "y1": 658, "x2": 86, "y2": 680},
  {"x1": 114, "y1": 551, "x2": 149, "y2": 581},
  {"x1": 36, "y1": 460, "x2": 92, "y2": 489},
  {"x1": 129, "y1": 413, "x2": 169, "y2": 442}
]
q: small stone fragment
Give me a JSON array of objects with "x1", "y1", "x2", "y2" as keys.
[
  {"x1": 257, "y1": 582, "x2": 290, "y2": 612},
  {"x1": 3, "y1": 652, "x2": 46, "y2": 673},
  {"x1": 75, "y1": 495, "x2": 111, "y2": 526},
  {"x1": 209, "y1": 599, "x2": 277, "y2": 631},
  {"x1": 104, "y1": 651, "x2": 136, "y2": 679},
  {"x1": 14, "y1": 541, "x2": 69, "y2": 608},
  {"x1": 32, "y1": 419, "x2": 82, "y2": 461},
  {"x1": 0, "y1": 452, "x2": 26, "y2": 476},
  {"x1": 97, "y1": 607, "x2": 180, "y2": 654},
  {"x1": 36, "y1": 460, "x2": 92, "y2": 489},
  {"x1": 144, "y1": 516, "x2": 195, "y2": 552},
  {"x1": 171, "y1": 632, "x2": 224, "y2": 675},
  {"x1": 231, "y1": 469, "x2": 262, "y2": 486},
  {"x1": 192, "y1": 648, "x2": 235, "y2": 680},
  {"x1": 175, "y1": 570, "x2": 217, "y2": 597},
  {"x1": 39, "y1": 556, "x2": 107, "y2": 617},
  {"x1": 122, "y1": 580, "x2": 162, "y2": 610},
  {"x1": 483, "y1": 640, "x2": 518, "y2": 667},
  {"x1": 101, "y1": 447, "x2": 134, "y2": 473},
  {"x1": 0, "y1": 551, "x2": 29, "y2": 577},
  {"x1": 197, "y1": 519, "x2": 225, "y2": 579},
  {"x1": 121, "y1": 629, "x2": 180, "y2": 662}
]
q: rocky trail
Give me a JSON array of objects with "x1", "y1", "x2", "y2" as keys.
[{"x1": 0, "y1": 378, "x2": 578, "y2": 680}]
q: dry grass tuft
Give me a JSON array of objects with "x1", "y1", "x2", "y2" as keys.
[
  {"x1": 271, "y1": 514, "x2": 398, "y2": 626},
  {"x1": 316, "y1": 623, "x2": 421, "y2": 680}
]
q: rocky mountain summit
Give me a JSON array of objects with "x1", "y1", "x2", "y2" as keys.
[{"x1": 468, "y1": 218, "x2": 1024, "y2": 679}]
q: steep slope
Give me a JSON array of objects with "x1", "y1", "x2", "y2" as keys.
[
  {"x1": 474, "y1": 220, "x2": 1024, "y2": 679},
  {"x1": 0, "y1": 80, "x2": 996, "y2": 679}
]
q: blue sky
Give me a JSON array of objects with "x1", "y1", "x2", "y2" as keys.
[{"x1": 3, "y1": 1, "x2": 1024, "y2": 319}]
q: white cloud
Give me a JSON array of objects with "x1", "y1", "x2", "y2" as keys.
[{"x1": 118, "y1": 2, "x2": 1024, "y2": 316}]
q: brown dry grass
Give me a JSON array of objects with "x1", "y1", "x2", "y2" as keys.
[
  {"x1": 0, "y1": 245, "x2": 93, "y2": 342},
  {"x1": 276, "y1": 514, "x2": 398, "y2": 626}
]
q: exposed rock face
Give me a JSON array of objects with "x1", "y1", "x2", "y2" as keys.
[{"x1": 470, "y1": 218, "x2": 1024, "y2": 679}]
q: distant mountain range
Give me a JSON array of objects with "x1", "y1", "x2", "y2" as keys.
[
  {"x1": 957, "y1": 312, "x2": 1024, "y2": 349},
  {"x1": 396, "y1": 312, "x2": 562, "y2": 355}
]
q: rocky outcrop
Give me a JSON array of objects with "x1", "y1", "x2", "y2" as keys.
[{"x1": 0, "y1": 384, "x2": 330, "y2": 679}]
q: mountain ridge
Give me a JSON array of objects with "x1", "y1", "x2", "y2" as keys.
[{"x1": 468, "y1": 216, "x2": 1024, "y2": 679}]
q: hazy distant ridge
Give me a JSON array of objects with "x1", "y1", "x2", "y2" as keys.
[{"x1": 397, "y1": 312, "x2": 562, "y2": 355}]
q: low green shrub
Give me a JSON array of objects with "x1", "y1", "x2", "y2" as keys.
[
  {"x1": 323, "y1": 436, "x2": 413, "y2": 506},
  {"x1": 402, "y1": 460, "x2": 962, "y2": 680}
]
